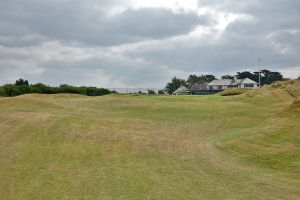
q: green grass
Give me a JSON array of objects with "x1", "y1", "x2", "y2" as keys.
[
  {"x1": 219, "y1": 88, "x2": 250, "y2": 96},
  {"x1": 0, "y1": 81, "x2": 300, "y2": 200}
]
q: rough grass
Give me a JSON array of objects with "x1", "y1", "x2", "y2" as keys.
[
  {"x1": 219, "y1": 88, "x2": 250, "y2": 96},
  {"x1": 0, "y1": 81, "x2": 300, "y2": 200},
  {"x1": 271, "y1": 79, "x2": 300, "y2": 97}
]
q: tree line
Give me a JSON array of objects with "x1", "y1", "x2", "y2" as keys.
[
  {"x1": 0, "y1": 79, "x2": 110, "y2": 97},
  {"x1": 165, "y1": 69, "x2": 284, "y2": 94}
]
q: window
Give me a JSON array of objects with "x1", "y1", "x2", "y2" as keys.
[
  {"x1": 218, "y1": 86, "x2": 222, "y2": 90},
  {"x1": 209, "y1": 86, "x2": 213, "y2": 90},
  {"x1": 244, "y1": 84, "x2": 254, "y2": 88}
]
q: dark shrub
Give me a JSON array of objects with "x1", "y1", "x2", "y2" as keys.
[
  {"x1": 147, "y1": 89, "x2": 156, "y2": 95},
  {"x1": 1, "y1": 80, "x2": 110, "y2": 97},
  {"x1": 3, "y1": 84, "x2": 23, "y2": 97},
  {"x1": 0, "y1": 86, "x2": 6, "y2": 96},
  {"x1": 158, "y1": 90, "x2": 165, "y2": 95},
  {"x1": 15, "y1": 78, "x2": 29, "y2": 86}
]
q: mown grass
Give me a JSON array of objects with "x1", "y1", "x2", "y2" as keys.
[{"x1": 0, "y1": 81, "x2": 300, "y2": 200}]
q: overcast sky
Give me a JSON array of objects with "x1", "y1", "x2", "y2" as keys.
[{"x1": 0, "y1": 0, "x2": 300, "y2": 88}]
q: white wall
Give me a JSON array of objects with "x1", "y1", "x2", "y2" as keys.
[
  {"x1": 241, "y1": 84, "x2": 257, "y2": 88},
  {"x1": 209, "y1": 85, "x2": 228, "y2": 90},
  {"x1": 209, "y1": 84, "x2": 257, "y2": 90}
]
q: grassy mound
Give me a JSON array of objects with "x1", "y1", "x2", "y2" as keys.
[
  {"x1": 218, "y1": 80, "x2": 300, "y2": 174},
  {"x1": 219, "y1": 88, "x2": 250, "y2": 96},
  {"x1": 289, "y1": 97, "x2": 300, "y2": 112},
  {"x1": 271, "y1": 79, "x2": 300, "y2": 97},
  {"x1": 0, "y1": 82, "x2": 299, "y2": 200}
]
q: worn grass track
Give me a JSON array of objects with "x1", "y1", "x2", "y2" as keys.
[{"x1": 0, "y1": 81, "x2": 300, "y2": 200}]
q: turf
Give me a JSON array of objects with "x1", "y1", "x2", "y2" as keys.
[{"x1": 0, "y1": 81, "x2": 300, "y2": 200}]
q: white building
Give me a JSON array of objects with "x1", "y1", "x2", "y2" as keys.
[
  {"x1": 172, "y1": 85, "x2": 190, "y2": 95},
  {"x1": 207, "y1": 77, "x2": 258, "y2": 91}
]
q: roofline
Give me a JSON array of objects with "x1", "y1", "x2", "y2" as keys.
[{"x1": 208, "y1": 78, "x2": 258, "y2": 86}]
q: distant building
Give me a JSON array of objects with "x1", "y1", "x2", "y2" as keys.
[
  {"x1": 173, "y1": 78, "x2": 258, "y2": 95},
  {"x1": 190, "y1": 83, "x2": 209, "y2": 95},
  {"x1": 172, "y1": 85, "x2": 190, "y2": 95},
  {"x1": 207, "y1": 77, "x2": 258, "y2": 91}
]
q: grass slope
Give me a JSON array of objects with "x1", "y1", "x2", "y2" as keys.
[{"x1": 0, "y1": 81, "x2": 299, "y2": 200}]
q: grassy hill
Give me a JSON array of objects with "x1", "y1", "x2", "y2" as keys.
[{"x1": 0, "y1": 80, "x2": 299, "y2": 200}]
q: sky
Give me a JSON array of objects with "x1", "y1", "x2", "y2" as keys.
[{"x1": 0, "y1": 0, "x2": 300, "y2": 88}]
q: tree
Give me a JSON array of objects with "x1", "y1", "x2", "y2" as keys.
[
  {"x1": 15, "y1": 78, "x2": 29, "y2": 86},
  {"x1": 236, "y1": 70, "x2": 283, "y2": 85},
  {"x1": 204, "y1": 75, "x2": 216, "y2": 83},
  {"x1": 165, "y1": 77, "x2": 187, "y2": 94},
  {"x1": 187, "y1": 74, "x2": 216, "y2": 86},
  {"x1": 236, "y1": 71, "x2": 256, "y2": 81},
  {"x1": 110, "y1": 90, "x2": 118, "y2": 94},
  {"x1": 187, "y1": 75, "x2": 199, "y2": 86},
  {"x1": 221, "y1": 75, "x2": 233, "y2": 79},
  {"x1": 147, "y1": 89, "x2": 156, "y2": 95},
  {"x1": 158, "y1": 90, "x2": 165, "y2": 95},
  {"x1": 260, "y1": 70, "x2": 283, "y2": 85}
]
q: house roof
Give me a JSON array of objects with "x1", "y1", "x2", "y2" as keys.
[
  {"x1": 173, "y1": 85, "x2": 190, "y2": 94},
  {"x1": 208, "y1": 78, "x2": 257, "y2": 86},
  {"x1": 190, "y1": 83, "x2": 207, "y2": 91},
  {"x1": 207, "y1": 79, "x2": 233, "y2": 86},
  {"x1": 239, "y1": 78, "x2": 257, "y2": 84}
]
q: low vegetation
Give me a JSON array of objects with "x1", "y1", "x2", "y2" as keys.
[
  {"x1": 0, "y1": 80, "x2": 299, "y2": 199},
  {"x1": 0, "y1": 79, "x2": 110, "y2": 97},
  {"x1": 219, "y1": 88, "x2": 250, "y2": 96},
  {"x1": 271, "y1": 79, "x2": 300, "y2": 97}
]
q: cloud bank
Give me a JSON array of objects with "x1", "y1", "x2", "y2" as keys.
[{"x1": 0, "y1": 0, "x2": 299, "y2": 87}]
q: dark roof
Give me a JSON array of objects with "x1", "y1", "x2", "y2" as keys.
[{"x1": 190, "y1": 83, "x2": 207, "y2": 91}]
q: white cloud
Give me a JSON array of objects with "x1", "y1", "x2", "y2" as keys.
[{"x1": 280, "y1": 66, "x2": 300, "y2": 79}]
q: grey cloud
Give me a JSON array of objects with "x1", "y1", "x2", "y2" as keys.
[
  {"x1": 29, "y1": 57, "x2": 170, "y2": 87},
  {"x1": 122, "y1": 0, "x2": 300, "y2": 75},
  {"x1": 0, "y1": 40, "x2": 170, "y2": 87},
  {"x1": 268, "y1": 30, "x2": 300, "y2": 54},
  {"x1": 199, "y1": 0, "x2": 300, "y2": 30},
  {"x1": 124, "y1": 31, "x2": 300, "y2": 75},
  {"x1": 0, "y1": 1, "x2": 206, "y2": 47},
  {"x1": 106, "y1": 9, "x2": 208, "y2": 42},
  {"x1": 0, "y1": 0, "x2": 299, "y2": 87}
]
